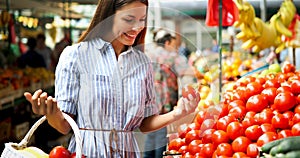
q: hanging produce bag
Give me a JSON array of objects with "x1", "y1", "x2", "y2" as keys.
[{"x1": 206, "y1": 0, "x2": 239, "y2": 26}]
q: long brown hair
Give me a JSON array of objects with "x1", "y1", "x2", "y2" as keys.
[{"x1": 78, "y1": 0, "x2": 148, "y2": 51}]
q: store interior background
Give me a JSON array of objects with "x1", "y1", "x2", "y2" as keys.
[{"x1": 1, "y1": 0, "x2": 300, "y2": 153}]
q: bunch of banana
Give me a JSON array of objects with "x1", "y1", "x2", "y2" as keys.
[
  {"x1": 233, "y1": 0, "x2": 280, "y2": 52},
  {"x1": 17, "y1": 146, "x2": 49, "y2": 158},
  {"x1": 233, "y1": 0, "x2": 297, "y2": 53}
]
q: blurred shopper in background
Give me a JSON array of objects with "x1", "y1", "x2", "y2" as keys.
[
  {"x1": 35, "y1": 33, "x2": 54, "y2": 70},
  {"x1": 23, "y1": 0, "x2": 199, "y2": 157},
  {"x1": 144, "y1": 29, "x2": 195, "y2": 158},
  {"x1": 52, "y1": 32, "x2": 72, "y2": 71},
  {"x1": 17, "y1": 37, "x2": 46, "y2": 68}
]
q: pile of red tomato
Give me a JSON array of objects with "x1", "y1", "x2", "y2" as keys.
[{"x1": 168, "y1": 63, "x2": 300, "y2": 158}]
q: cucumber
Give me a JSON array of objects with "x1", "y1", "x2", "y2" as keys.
[
  {"x1": 261, "y1": 136, "x2": 300, "y2": 153},
  {"x1": 283, "y1": 150, "x2": 300, "y2": 158},
  {"x1": 269, "y1": 138, "x2": 300, "y2": 155}
]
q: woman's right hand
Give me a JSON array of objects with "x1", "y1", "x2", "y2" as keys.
[{"x1": 24, "y1": 89, "x2": 59, "y2": 116}]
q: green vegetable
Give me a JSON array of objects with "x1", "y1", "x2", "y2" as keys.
[{"x1": 261, "y1": 136, "x2": 300, "y2": 153}]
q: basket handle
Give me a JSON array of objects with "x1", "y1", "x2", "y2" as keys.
[{"x1": 17, "y1": 113, "x2": 82, "y2": 158}]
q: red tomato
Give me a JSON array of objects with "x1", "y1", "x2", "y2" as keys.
[
  {"x1": 246, "y1": 94, "x2": 269, "y2": 113},
  {"x1": 232, "y1": 136, "x2": 251, "y2": 153},
  {"x1": 216, "y1": 143, "x2": 233, "y2": 157},
  {"x1": 185, "y1": 130, "x2": 201, "y2": 145},
  {"x1": 195, "y1": 111, "x2": 206, "y2": 125},
  {"x1": 282, "y1": 62, "x2": 295, "y2": 73},
  {"x1": 188, "y1": 140, "x2": 202, "y2": 155},
  {"x1": 258, "y1": 109, "x2": 274, "y2": 124},
  {"x1": 276, "y1": 86, "x2": 292, "y2": 95},
  {"x1": 273, "y1": 92, "x2": 297, "y2": 112},
  {"x1": 283, "y1": 111, "x2": 294, "y2": 121},
  {"x1": 276, "y1": 72, "x2": 288, "y2": 82},
  {"x1": 255, "y1": 77, "x2": 266, "y2": 85},
  {"x1": 217, "y1": 115, "x2": 236, "y2": 131},
  {"x1": 228, "y1": 105, "x2": 246, "y2": 120},
  {"x1": 232, "y1": 152, "x2": 248, "y2": 158},
  {"x1": 201, "y1": 143, "x2": 215, "y2": 158},
  {"x1": 200, "y1": 119, "x2": 216, "y2": 132},
  {"x1": 257, "y1": 132, "x2": 277, "y2": 147},
  {"x1": 226, "y1": 122, "x2": 244, "y2": 140},
  {"x1": 182, "y1": 152, "x2": 195, "y2": 158},
  {"x1": 294, "y1": 104, "x2": 300, "y2": 114},
  {"x1": 260, "y1": 123, "x2": 276, "y2": 132},
  {"x1": 292, "y1": 122, "x2": 300, "y2": 136},
  {"x1": 70, "y1": 152, "x2": 86, "y2": 158},
  {"x1": 272, "y1": 113, "x2": 290, "y2": 129},
  {"x1": 261, "y1": 87, "x2": 277, "y2": 104},
  {"x1": 245, "y1": 125, "x2": 263, "y2": 141},
  {"x1": 246, "y1": 143, "x2": 259, "y2": 157},
  {"x1": 246, "y1": 82, "x2": 263, "y2": 96},
  {"x1": 291, "y1": 80, "x2": 300, "y2": 95},
  {"x1": 212, "y1": 130, "x2": 230, "y2": 145},
  {"x1": 182, "y1": 85, "x2": 200, "y2": 101},
  {"x1": 168, "y1": 138, "x2": 186, "y2": 151},
  {"x1": 297, "y1": 95, "x2": 300, "y2": 104},
  {"x1": 263, "y1": 79, "x2": 280, "y2": 89},
  {"x1": 278, "y1": 129, "x2": 293, "y2": 139},
  {"x1": 242, "y1": 117, "x2": 257, "y2": 129},
  {"x1": 228, "y1": 100, "x2": 245, "y2": 111},
  {"x1": 219, "y1": 103, "x2": 229, "y2": 118},
  {"x1": 293, "y1": 113, "x2": 300, "y2": 125},
  {"x1": 201, "y1": 129, "x2": 216, "y2": 144},
  {"x1": 178, "y1": 145, "x2": 188, "y2": 155},
  {"x1": 49, "y1": 146, "x2": 71, "y2": 158},
  {"x1": 232, "y1": 89, "x2": 248, "y2": 103},
  {"x1": 178, "y1": 124, "x2": 190, "y2": 139}
]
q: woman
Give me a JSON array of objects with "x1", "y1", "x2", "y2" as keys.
[{"x1": 24, "y1": 0, "x2": 199, "y2": 157}]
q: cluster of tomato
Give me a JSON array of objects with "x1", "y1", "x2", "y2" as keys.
[
  {"x1": 49, "y1": 146, "x2": 85, "y2": 158},
  {"x1": 168, "y1": 63, "x2": 300, "y2": 158}
]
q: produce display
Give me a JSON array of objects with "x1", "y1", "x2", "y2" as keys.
[
  {"x1": 0, "y1": 67, "x2": 54, "y2": 99},
  {"x1": 167, "y1": 62, "x2": 300, "y2": 157}
]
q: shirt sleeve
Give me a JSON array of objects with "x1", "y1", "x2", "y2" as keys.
[
  {"x1": 55, "y1": 45, "x2": 80, "y2": 115},
  {"x1": 144, "y1": 62, "x2": 160, "y2": 117}
]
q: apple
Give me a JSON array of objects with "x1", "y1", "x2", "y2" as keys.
[
  {"x1": 268, "y1": 63, "x2": 281, "y2": 73},
  {"x1": 49, "y1": 146, "x2": 71, "y2": 158}
]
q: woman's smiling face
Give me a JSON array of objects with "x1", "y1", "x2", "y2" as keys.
[{"x1": 112, "y1": 1, "x2": 147, "y2": 46}]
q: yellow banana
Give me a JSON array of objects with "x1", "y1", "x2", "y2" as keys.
[
  {"x1": 236, "y1": 31, "x2": 248, "y2": 41},
  {"x1": 274, "y1": 16, "x2": 293, "y2": 37},
  {"x1": 18, "y1": 146, "x2": 49, "y2": 158},
  {"x1": 242, "y1": 39, "x2": 256, "y2": 50},
  {"x1": 252, "y1": 45, "x2": 261, "y2": 53},
  {"x1": 275, "y1": 43, "x2": 286, "y2": 53},
  {"x1": 254, "y1": 17, "x2": 263, "y2": 33},
  {"x1": 233, "y1": 21, "x2": 242, "y2": 28}
]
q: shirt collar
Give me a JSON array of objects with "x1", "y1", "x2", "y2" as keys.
[{"x1": 90, "y1": 38, "x2": 137, "y2": 55}]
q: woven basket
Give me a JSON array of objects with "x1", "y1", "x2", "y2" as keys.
[{"x1": 1, "y1": 113, "x2": 83, "y2": 158}]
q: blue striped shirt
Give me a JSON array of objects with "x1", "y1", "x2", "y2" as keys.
[{"x1": 55, "y1": 38, "x2": 159, "y2": 158}]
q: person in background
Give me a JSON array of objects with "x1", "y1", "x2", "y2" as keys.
[
  {"x1": 23, "y1": 0, "x2": 199, "y2": 157},
  {"x1": 35, "y1": 33, "x2": 54, "y2": 70},
  {"x1": 17, "y1": 37, "x2": 46, "y2": 69},
  {"x1": 211, "y1": 39, "x2": 219, "y2": 53},
  {"x1": 144, "y1": 29, "x2": 195, "y2": 158},
  {"x1": 52, "y1": 32, "x2": 72, "y2": 71}
]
